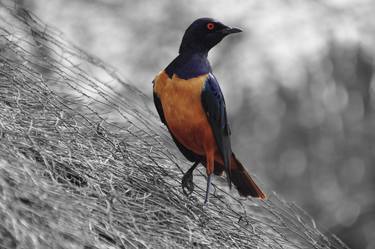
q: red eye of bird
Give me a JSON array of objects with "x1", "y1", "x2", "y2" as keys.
[{"x1": 207, "y1": 22, "x2": 215, "y2": 31}]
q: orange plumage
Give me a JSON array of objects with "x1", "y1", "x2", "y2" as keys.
[{"x1": 153, "y1": 71, "x2": 266, "y2": 200}]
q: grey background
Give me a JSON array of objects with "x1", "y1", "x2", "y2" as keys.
[{"x1": 19, "y1": 1, "x2": 375, "y2": 248}]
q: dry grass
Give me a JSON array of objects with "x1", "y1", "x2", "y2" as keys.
[{"x1": 0, "y1": 2, "x2": 349, "y2": 248}]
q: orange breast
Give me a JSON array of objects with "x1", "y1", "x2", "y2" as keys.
[{"x1": 153, "y1": 71, "x2": 216, "y2": 156}]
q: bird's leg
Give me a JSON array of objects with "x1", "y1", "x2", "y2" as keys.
[
  {"x1": 204, "y1": 174, "x2": 212, "y2": 205},
  {"x1": 204, "y1": 150, "x2": 214, "y2": 205},
  {"x1": 181, "y1": 161, "x2": 199, "y2": 196}
]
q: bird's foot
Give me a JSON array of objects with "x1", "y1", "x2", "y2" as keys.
[
  {"x1": 202, "y1": 201, "x2": 210, "y2": 209},
  {"x1": 181, "y1": 172, "x2": 194, "y2": 196}
]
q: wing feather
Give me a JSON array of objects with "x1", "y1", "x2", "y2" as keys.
[{"x1": 201, "y1": 74, "x2": 232, "y2": 186}]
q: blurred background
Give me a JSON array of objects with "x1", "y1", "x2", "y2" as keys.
[{"x1": 16, "y1": 0, "x2": 375, "y2": 248}]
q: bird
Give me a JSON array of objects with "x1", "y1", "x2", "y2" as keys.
[{"x1": 153, "y1": 17, "x2": 266, "y2": 204}]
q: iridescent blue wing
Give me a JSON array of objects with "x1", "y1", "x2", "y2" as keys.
[{"x1": 201, "y1": 73, "x2": 232, "y2": 185}]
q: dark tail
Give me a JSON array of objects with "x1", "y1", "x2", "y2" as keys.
[{"x1": 230, "y1": 153, "x2": 266, "y2": 199}]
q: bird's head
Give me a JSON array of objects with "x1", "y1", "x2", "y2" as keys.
[{"x1": 179, "y1": 17, "x2": 242, "y2": 54}]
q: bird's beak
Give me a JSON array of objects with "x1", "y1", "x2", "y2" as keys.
[{"x1": 221, "y1": 27, "x2": 243, "y2": 35}]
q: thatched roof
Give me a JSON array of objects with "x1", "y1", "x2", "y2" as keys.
[{"x1": 0, "y1": 2, "x2": 349, "y2": 248}]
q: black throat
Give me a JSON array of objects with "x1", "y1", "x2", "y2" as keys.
[{"x1": 165, "y1": 52, "x2": 211, "y2": 80}]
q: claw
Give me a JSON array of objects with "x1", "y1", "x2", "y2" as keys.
[{"x1": 181, "y1": 172, "x2": 194, "y2": 196}]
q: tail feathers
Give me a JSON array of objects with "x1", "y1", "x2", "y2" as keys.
[{"x1": 230, "y1": 154, "x2": 266, "y2": 199}]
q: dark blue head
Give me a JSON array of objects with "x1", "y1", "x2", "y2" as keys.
[{"x1": 179, "y1": 17, "x2": 242, "y2": 54}]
